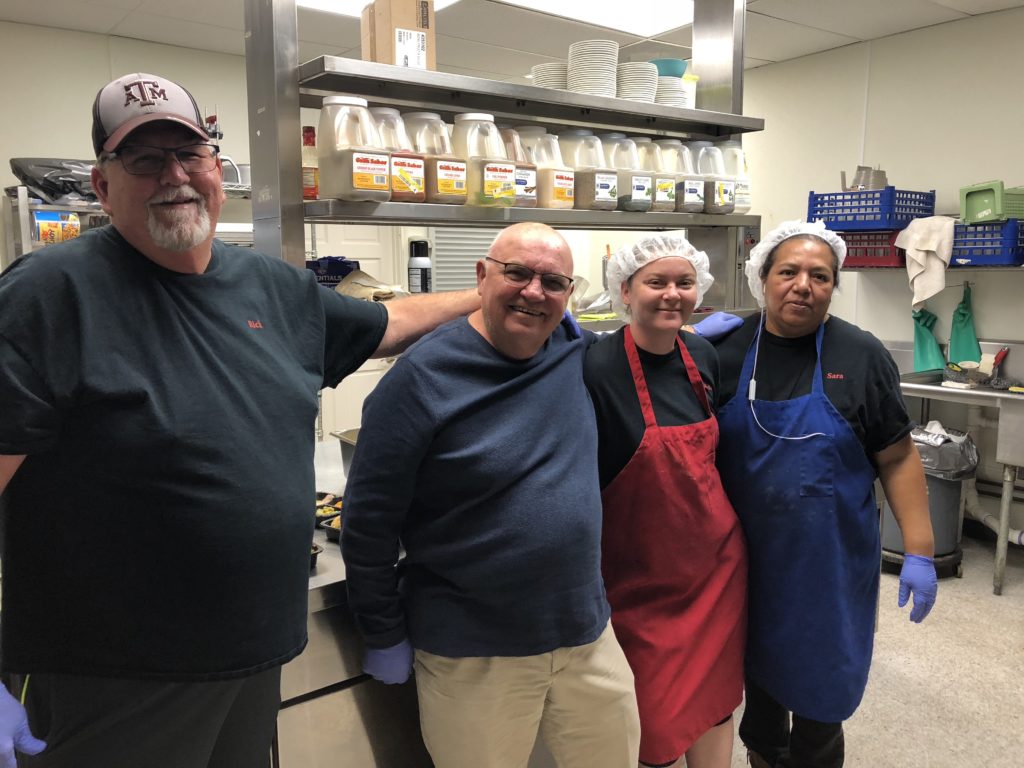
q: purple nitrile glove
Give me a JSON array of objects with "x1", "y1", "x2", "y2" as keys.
[
  {"x1": 363, "y1": 639, "x2": 413, "y2": 684},
  {"x1": 0, "y1": 683, "x2": 46, "y2": 768},
  {"x1": 692, "y1": 312, "x2": 743, "y2": 341},
  {"x1": 898, "y1": 553, "x2": 938, "y2": 623}
]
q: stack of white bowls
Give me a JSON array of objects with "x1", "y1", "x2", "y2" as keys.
[
  {"x1": 567, "y1": 39, "x2": 618, "y2": 98},
  {"x1": 655, "y1": 76, "x2": 687, "y2": 107},
  {"x1": 615, "y1": 62, "x2": 658, "y2": 102},
  {"x1": 531, "y1": 62, "x2": 568, "y2": 89}
]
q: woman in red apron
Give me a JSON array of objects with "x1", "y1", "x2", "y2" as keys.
[
  {"x1": 713, "y1": 221, "x2": 938, "y2": 768},
  {"x1": 584, "y1": 235, "x2": 747, "y2": 768}
]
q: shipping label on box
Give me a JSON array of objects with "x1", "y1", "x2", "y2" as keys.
[
  {"x1": 374, "y1": 0, "x2": 436, "y2": 70},
  {"x1": 394, "y1": 28, "x2": 428, "y2": 69}
]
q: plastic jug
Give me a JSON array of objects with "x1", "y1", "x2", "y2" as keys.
[
  {"x1": 318, "y1": 95, "x2": 391, "y2": 202},
  {"x1": 452, "y1": 113, "x2": 515, "y2": 207},
  {"x1": 370, "y1": 107, "x2": 425, "y2": 203},
  {"x1": 559, "y1": 129, "x2": 617, "y2": 211},
  {"x1": 499, "y1": 128, "x2": 538, "y2": 208},
  {"x1": 717, "y1": 139, "x2": 751, "y2": 214},
  {"x1": 655, "y1": 139, "x2": 703, "y2": 213},
  {"x1": 693, "y1": 141, "x2": 735, "y2": 214},
  {"x1": 600, "y1": 132, "x2": 651, "y2": 212},
  {"x1": 633, "y1": 137, "x2": 674, "y2": 212},
  {"x1": 404, "y1": 112, "x2": 467, "y2": 205},
  {"x1": 528, "y1": 134, "x2": 574, "y2": 209}
]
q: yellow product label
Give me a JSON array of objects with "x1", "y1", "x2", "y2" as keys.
[
  {"x1": 35, "y1": 212, "x2": 80, "y2": 244},
  {"x1": 553, "y1": 171, "x2": 575, "y2": 202},
  {"x1": 435, "y1": 160, "x2": 467, "y2": 195},
  {"x1": 392, "y1": 156, "x2": 425, "y2": 194},
  {"x1": 484, "y1": 162, "x2": 516, "y2": 200},
  {"x1": 38, "y1": 221, "x2": 62, "y2": 244},
  {"x1": 352, "y1": 152, "x2": 390, "y2": 191},
  {"x1": 656, "y1": 178, "x2": 675, "y2": 202}
]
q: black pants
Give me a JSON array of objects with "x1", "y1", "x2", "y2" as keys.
[
  {"x1": 739, "y1": 677, "x2": 844, "y2": 768},
  {"x1": 13, "y1": 666, "x2": 281, "y2": 768}
]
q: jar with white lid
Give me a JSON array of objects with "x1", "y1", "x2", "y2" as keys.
[
  {"x1": 600, "y1": 132, "x2": 651, "y2": 212},
  {"x1": 452, "y1": 113, "x2": 515, "y2": 207},
  {"x1": 317, "y1": 95, "x2": 391, "y2": 202},
  {"x1": 370, "y1": 107, "x2": 425, "y2": 203},
  {"x1": 524, "y1": 134, "x2": 574, "y2": 210},
  {"x1": 693, "y1": 141, "x2": 735, "y2": 214},
  {"x1": 559, "y1": 129, "x2": 617, "y2": 211},
  {"x1": 632, "y1": 137, "x2": 674, "y2": 212},
  {"x1": 404, "y1": 112, "x2": 467, "y2": 205},
  {"x1": 716, "y1": 139, "x2": 751, "y2": 214},
  {"x1": 655, "y1": 139, "x2": 703, "y2": 213}
]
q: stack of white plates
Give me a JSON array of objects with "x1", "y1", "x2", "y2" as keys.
[
  {"x1": 567, "y1": 39, "x2": 618, "y2": 98},
  {"x1": 616, "y1": 62, "x2": 658, "y2": 102},
  {"x1": 531, "y1": 62, "x2": 568, "y2": 89},
  {"x1": 655, "y1": 76, "x2": 687, "y2": 107}
]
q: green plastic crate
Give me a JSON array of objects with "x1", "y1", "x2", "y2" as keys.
[{"x1": 960, "y1": 180, "x2": 1024, "y2": 224}]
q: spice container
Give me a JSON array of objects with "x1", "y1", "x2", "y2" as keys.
[
  {"x1": 317, "y1": 95, "x2": 390, "y2": 202},
  {"x1": 600, "y1": 132, "x2": 651, "y2": 212},
  {"x1": 633, "y1": 137, "x2": 674, "y2": 212},
  {"x1": 656, "y1": 139, "x2": 703, "y2": 213},
  {"x1": 452, "y1": 113, "x2": 515, "y2": 207},
  {"x1": 693, "y1": 142, "x2": 735, "y2": 214},
  {"x1": 517, "y1": 131, "x2": 573, "y2": 210},
  {"x1": 302, "y1": 125, "x2": 319, "y2": 200},
  {"x1": 717, "y1": 139, "x2": 752, "y2": 214},
  {"x1": 370, "y1": 107, "x2": 425, "y2": 203},
  {"x1": 559, "y1": 130, "x2": 617, "y2": 211},
  {"x1": 404, "y1": 112, "x2": 467, "y2": 205},
  {"x1": 499, "y1": 128, "x2": 538, "y2": 208}
]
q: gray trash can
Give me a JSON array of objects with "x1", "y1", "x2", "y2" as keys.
[{"x1": 881, "y1": 427, "x2": 978, "y2": 558}]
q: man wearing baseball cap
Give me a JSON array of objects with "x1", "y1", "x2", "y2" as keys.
[{"x1": 0, "y1": 71, "x2": 478, "y2": 767}]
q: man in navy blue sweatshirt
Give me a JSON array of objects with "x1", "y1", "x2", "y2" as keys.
[{"x1": 342, "y1": 222, "x2": 640, "y2": 767}]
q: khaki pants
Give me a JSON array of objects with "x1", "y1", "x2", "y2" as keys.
[{"x1": 414, "y1": 622, "x2": 640, "y2": 768}]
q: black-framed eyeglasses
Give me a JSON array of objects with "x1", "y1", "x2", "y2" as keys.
[
  {"x1": 485, "y1": 257, "x2": 574, "y2": 295},
  {"x1": 108, "y1": 143, "x2": 220, "y2": 176}
]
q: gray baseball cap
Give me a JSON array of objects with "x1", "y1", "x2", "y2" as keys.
[{"x1": 91, "y1": 72, "x2": 210, "y2": 156}]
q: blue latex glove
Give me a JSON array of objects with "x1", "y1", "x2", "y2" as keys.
[
  {"x1": 363, "y1": 639, "x2": 413, "y2": 684},
  {"x1": 692, "y1": 312, "x2": 743, "y2": 341},
  {"x1": 0, "y1": 683, "x2": 46, "y2": 768},
  {"x1": 898, "y1": 554, "x2": 938, "y2": 623}
]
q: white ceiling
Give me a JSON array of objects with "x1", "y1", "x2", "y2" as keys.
[{"x1": 0, "y1": 0, "x2": 1021, "y2": 82}]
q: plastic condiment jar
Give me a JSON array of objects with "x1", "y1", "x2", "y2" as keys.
[
  {"x1": 692, "y1": 141, "x2": 735, "y2": 214},
  {"x1": 716, "y1": 139, "x2": 751, "y2": 214},
  {"x1": 559, "y1": 129, "x2": 617, "y2": 211},
  {"x1": 499, "y1": 128, "x2": 538, "y2": 208},
  {"x1": 452, "y1": 113, "x2": 516, "y2": 207},
  {"x1": 632, "y1": 137, "x2": 674, "y2": 212},
  {"x1": 369, "y1": 107, "x2": 425, "y2": 203},
  {"x1": 599, "y1": 132, "x2": 652, "y2": 212},
  {"x1": 655, "y1": 139, "x2": 703, "y2": 213},
  {"x1": 528, "y1": 134, "x2": 574, "y2": 210},
  {"x1": 403, "y1": 112, "x2": 467, "y2": 206},
  {"x1": 317, "y1": 95, "x2": 391, "y2": 202}
]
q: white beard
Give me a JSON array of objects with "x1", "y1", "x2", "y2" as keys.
[{"x1": 146, "y1": 190, "x2": 211, "y2": 251}]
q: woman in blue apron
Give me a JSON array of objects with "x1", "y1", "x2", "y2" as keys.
[{"x1": 712, "y1": 221, "x2": 938, "y2": 768}]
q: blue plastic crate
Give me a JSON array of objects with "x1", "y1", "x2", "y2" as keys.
[
  {"x1": 950, "y1": 219, "x2": 1024, "y2": 267},
  {"x1": 305, "y1": 256, "x2": 361, "y2": 286},
  {"x1": 807, "y1": 187, "x2": 936, "y2": 231}
]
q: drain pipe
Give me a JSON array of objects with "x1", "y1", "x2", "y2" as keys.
[{"x1": 964, "y1": 405, "x2": 1024, "y2": 545}]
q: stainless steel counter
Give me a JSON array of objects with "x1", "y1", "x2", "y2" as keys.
[{"x1": 900, "y1": 375, "x2": 1024, "y2": 594}]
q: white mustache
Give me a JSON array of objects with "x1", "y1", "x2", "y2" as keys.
[{"x1": 147, "y1": 186, "x2": 203, "y2": 206}]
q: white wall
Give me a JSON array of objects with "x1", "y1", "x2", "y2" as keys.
[{"x1": 743, "y1": 7, "x2": 1024, "y2": 346}]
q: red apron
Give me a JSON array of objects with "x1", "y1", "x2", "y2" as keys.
[{"x1": 601, "y1": 327, "x2": 747, "y2": 765}]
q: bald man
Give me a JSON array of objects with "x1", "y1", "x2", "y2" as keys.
[{"x1": 342, "y1": 223, "x2": 640, "y2": 768}]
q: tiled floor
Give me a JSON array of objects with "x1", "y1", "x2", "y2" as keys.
[{"x1": 729, "y1": 530, "x2": 1024, "y2": 768}]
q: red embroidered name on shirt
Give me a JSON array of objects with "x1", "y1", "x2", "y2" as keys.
[
  {"x1": 247, "y1": 320, "x2": 264, "y2": 329},
  {"x1": 826, "y1": 372, "x2": 844, "y2": 380}
]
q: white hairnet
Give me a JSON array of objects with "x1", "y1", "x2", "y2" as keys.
[
  {"x1": 607, "y1": 234, "x2": 714, "y2": 318},
  {"x1": 744, "y1": 219, "x2": 847, "y2": 308}
]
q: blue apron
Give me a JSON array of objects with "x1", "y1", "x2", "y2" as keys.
[{"x1": 716, "y1": 320, "x2": 879, "y2": 723}]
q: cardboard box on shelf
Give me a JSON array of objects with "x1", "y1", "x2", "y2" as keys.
[
  {"x1": 361, "y1": 0, "x2": 436, "y2": 71},
  {"x1": 360, "y1": 2, "x2": 376, "y2": 62}
]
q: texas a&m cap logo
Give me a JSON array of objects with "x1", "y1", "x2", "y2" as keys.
[{"x1": 91, "y1": 72, "x2": 211, "y2": 156}]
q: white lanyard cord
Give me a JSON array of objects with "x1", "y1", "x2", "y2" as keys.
[{"x1": 748, "y1": 310, "x2": 827, "y2": 441}]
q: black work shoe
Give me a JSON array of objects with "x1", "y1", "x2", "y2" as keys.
[{"x1": 747, "y1": 750, "x2": 774, "y2": 768}]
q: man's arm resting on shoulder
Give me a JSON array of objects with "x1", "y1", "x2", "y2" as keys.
[
  {"x1": 372, "y1": 289, "x2": 480, "y2": 358},
  {"x1": 0, "y1": 455, "x2": 26, "y2": 496}
]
